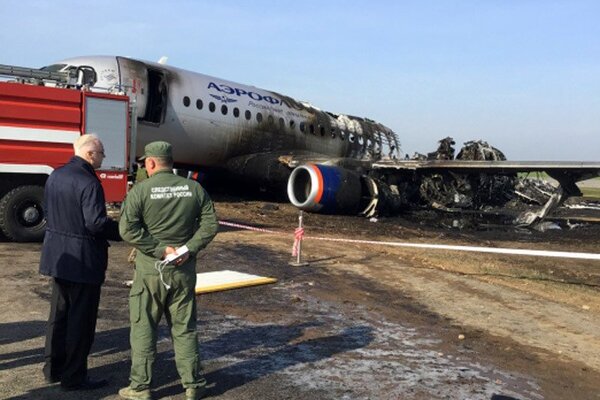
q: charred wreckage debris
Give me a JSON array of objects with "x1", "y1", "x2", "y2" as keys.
[{"x1": 369, "y1": 137, "x2": 599, "y2": 230}]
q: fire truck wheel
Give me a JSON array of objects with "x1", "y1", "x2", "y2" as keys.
[{"x1": 0, "y1": 185, "x2": 46, "y2": 242}]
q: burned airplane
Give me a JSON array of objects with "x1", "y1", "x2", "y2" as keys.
[{"x1": 21, "y1": 57, "x2": 600, "y2": 224}]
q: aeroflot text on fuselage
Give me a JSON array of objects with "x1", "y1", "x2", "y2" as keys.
[{"x1": 207, "y1": 82, "x2": 304, "y2": 111}]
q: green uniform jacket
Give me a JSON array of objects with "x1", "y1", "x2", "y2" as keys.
[{"x1": 119, "y1": 170, "x2": 218, "y2": 272}]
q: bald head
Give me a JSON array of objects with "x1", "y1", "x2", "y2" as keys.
[
  {"x1": 74, "y1": 134, "x2": 105, "y2": 169},
  {"x1": 74, "y1": 134, "x2": 102, "y2": 156}
]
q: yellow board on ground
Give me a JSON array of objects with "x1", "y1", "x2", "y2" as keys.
[{"x1": 195, "y1": 270, "x2": 277, "y2": 295}]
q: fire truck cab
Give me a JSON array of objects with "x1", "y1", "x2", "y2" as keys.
[{"x1": 0, "y1": 64, "x2": 131, "y2": 241}]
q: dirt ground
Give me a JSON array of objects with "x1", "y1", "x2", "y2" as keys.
[{"x1": 1, "y1": 196, "x2": 599, "y2": 400}]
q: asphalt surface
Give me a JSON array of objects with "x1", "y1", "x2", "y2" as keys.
[{"x1": 1, "y1": 198, "x2": 600, "y2": 399}]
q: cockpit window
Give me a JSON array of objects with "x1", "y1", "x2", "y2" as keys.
[{"x1": 40, "y1": 64, "x2": 67, "y2": 72}]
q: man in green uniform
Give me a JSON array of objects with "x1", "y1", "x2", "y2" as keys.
[{"x1": 118, "y1": 141, "x2": 218, "y2": 400}]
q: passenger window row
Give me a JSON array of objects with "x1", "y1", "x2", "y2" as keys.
[{"x1": 182, "y1": 96, "x2": 376, "y2": 148}]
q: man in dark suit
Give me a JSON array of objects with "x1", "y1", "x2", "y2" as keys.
[{"x1": 39, "y1": 133, "x2": 120, "y2": 391}]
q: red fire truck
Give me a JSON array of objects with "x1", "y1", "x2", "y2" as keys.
[{"x1": 0, "y1": 65, "x2": 132, "y2": 241}]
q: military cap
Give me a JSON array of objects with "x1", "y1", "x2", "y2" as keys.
[{"x1": 139, "y1": 141, "x2": 173, "y2": 160}]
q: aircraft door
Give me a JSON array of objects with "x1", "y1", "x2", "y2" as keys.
[
  {"x1": 116, "y1": 57, "x2": 148, "y2": 119},
  {"x1": 142, "y1": 69, "x2": 168, "y2": 124}
]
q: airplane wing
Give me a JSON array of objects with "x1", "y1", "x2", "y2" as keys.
[
  {"x1": 372, "y1": 159, "x2": 600, "y2": 195},
  {"x1": 282, "y1": 152, "x2": 600, "y2": 225}
]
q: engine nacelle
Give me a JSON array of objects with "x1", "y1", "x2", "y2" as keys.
[{"x1": 287, "y1": 164, "x2": 374, "y2": 214}]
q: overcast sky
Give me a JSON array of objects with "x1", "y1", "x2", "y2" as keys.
[{"x1": 2, "y1": 0, "x2": 598, "y2": 160}]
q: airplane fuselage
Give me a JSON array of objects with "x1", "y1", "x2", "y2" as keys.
[{"x1": 51, "y1": 56, "x2": 399, "y2": 171}]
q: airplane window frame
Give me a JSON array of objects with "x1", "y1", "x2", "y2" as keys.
[
  {"x1": 245, "y1": 110, "x2": 251, "y2": 120},
  {"x1": 183, "y1": 96, "x2": 191, "y2": 107},
  {"x1": 196, "y1": 99, "x2": 203, "y2": 110},
  {"x1": 209, "y1": 102, "x2": 216, "y2": 112}
]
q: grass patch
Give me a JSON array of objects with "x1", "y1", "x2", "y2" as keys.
[
  {"x1": 518, "y1": 171, "x2": 552, "y2": 180},
  {"x1": 581, "y1": 186, "x2": 600, "y2": 199}
]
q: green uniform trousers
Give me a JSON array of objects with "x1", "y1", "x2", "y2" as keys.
[{"x1": 128, "y1": 264, "x2": 206, "y2": 390}]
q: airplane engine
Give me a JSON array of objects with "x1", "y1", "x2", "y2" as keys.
[{"x1": 287, "y1": 164, "x2": 374, "y2": 214}]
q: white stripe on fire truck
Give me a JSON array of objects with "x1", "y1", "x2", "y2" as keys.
[{"x1": 0, "y1": 126, "x2": 79, "y2": 144}]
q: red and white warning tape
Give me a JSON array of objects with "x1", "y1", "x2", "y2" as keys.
[
  {"x1": 218, "y1": 220, "x2": 279, "y2": 234},
  {"x1": 291, "y1": 227, "x2": 305, "y2": 257},
  {"x1": 218, "y1": 220, "x2": 600, "y2": 261}
]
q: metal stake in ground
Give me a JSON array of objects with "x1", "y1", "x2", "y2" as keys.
[{"x1": 290, "y1": 211, "x2": 309, "y2": 266}]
